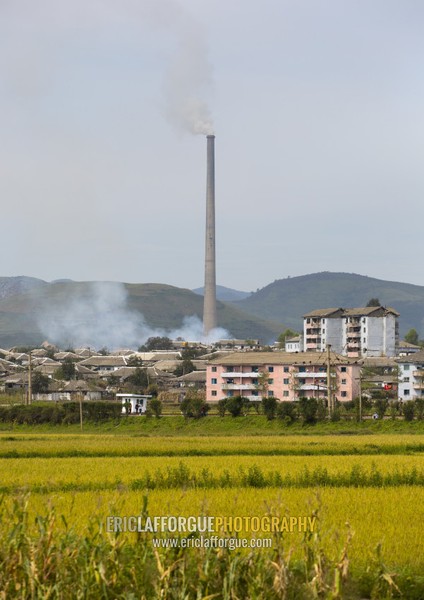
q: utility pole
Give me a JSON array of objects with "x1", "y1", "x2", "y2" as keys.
[
  {"x1": 78, "y1": 392, "x2": 83, "y2": 431},
  {"x1": 326, "y1": 344, "x2": 332, "y2": 417},
  {"x1": 27, "y1": 352, "x2": 32, "y2": 406}
]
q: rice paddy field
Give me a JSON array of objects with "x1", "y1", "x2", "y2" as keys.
[{"x1": 1, "y1": 427, "x2": 424, "y2": 598}]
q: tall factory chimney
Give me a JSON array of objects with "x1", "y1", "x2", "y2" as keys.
[{"x1": 203, "y1": 134, "x2": 217, "y2": 335}]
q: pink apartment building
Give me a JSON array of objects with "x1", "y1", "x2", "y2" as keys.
[{"x1": 206, "y1": 352, "x2": 361, "y2": 403}]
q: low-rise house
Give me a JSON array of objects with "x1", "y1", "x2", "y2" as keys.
[
  {"x1": 397, "y1": 341, "x2": 421, "y2": 356},
  {"x1": 78, "y1": 356, "x2": 129, "y2": 372},
  {"x1": 285, "y1": 336, "x2": 304, "y2": 353},
  {"x1": 57, "y1": 380, "x2": 103, "y2": 401},
  {"x1": 207, "y1": 351, "x2": 361, "y2": 403},
  {"x1": 175, "y1": 370, "x2": 206, "y2": 389}
]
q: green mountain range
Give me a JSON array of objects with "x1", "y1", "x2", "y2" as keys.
[
  {"x1": 233, "y1": 272, "x2": 424, "y2": 337},
  {"x1": 0, "y1": 272, "x2": 422, "y2": 348},
  {"x1": 0, "y1": 279, "x2": 282, "y2": 348}
]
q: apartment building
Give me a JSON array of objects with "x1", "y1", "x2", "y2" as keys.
[
  {"x1": 303, "y1": 306, "x2": 399, "y2": 357},
  {"x1": 396, "y1": 350, "x2": 424, "y2": 401},
  {"x1": 206, "y1": 352, "x2": 360, "y2": 403}
]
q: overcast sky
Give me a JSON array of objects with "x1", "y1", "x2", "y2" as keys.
[{"x1": 1, "y1": 0, "x2": 423, "y2": 292}]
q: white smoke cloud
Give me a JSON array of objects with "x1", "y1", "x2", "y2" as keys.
[
  {"x1": 162, "y1": 23, "x2": 214, "y2": 135},
  {"x1": 34, "y1": 282, "x2": 228, "y2": 350}
]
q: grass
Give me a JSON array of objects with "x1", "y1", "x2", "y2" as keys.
[
  {"x1": 2, "y1": 426, "x2": 424, "y2": 597},
  {"x1": 1, "y1": 491, "x2": 424, "y2": 598},
  {"x1": 2, "y1": 414, "x2": 424, "y2": 435}
]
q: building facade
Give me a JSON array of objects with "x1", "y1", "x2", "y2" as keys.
[
  {"x1": 206, "y1": 352, "x2": 360, "y2": 403},
  {"x1": 396, "y1": 350, "x2": 424, "y2": 401},
  {"x1": 303, "y1": 307, "x2": 399, "y2": 357}
]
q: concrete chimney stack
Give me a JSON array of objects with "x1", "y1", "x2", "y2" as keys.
[{"x1": 203, "y1": 134, "x2": 217, "y2": 335}]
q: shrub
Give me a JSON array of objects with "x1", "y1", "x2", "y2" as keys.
[
  {"x1": 402, "y1": 401, "x2": 415, "y2": 422},
  {"x1": 180, "y1": 397, "x2": 210, "y2": 419},
  {"x1": 149, "y1": 398, "x2": 162, "y2": 418},
  {"x1": 415, "y1": 398, "x2": 424, "y2": 420},
  {"x1": 374, "y1": 398, "x2": 388, "y2": 420},
  {"x1": 298, "y1": 397, "x2": 318, "y2": 424},
  {"x1": 276, "y1": 401, "x2": 297, "y2": 423},
  {"x1": 225, "y1": 396, "x2": 243, "y2": 418},
  {"x1": 217, "y1": 399, "x2": 227, "y2": 417},
  {"x1": 330, "y1": 408, "x2": 341, "y2": 422},
  {"x1": 261, "y1": 396, "x2": 277, "y2": 420}
]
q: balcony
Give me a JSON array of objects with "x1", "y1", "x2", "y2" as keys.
[
  {"x1": 221, "y1": 372, "x2": 259, "y2": 378},
  {"x1": 294, "y1": 371, "x2": 329, "y2": 378},
  {"x1": 413, "y1": 383, "x2": 424, "y2": 390},
  {"x1": 413, "y1": 370, "x2": 424, "y2": 378},
  {"x1": 346, "y1": 326, "x2": 361, "y2": 334},
  {"x1": 222, "y1": 384, "x2": 257, "y2": 391}
]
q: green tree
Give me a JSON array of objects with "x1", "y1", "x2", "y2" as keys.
[
  {"x1": 277, "y1": 329, "x2": 298, "y2": 349},
  {"x1": 276, "y1": 402, "x2": 297, "y2": 423},
  {"x1": 180, "y1": 391, "x2": 209, "y2": 419},
  {"x1": 402, "y1": 402, "x2": 414, "y2": 421},
  {"x1": 374, "y1": 398, "x2": 388, "y2": 419},
  {"x1": 261, "y1": 396, "x2": 277, "y2": 420},
  {"x1": 404, "y1": 328, "x2": 419, "y2": 345},
  {"x1": 127, "y1": 355, "x2": 143, "y2": 367},
  {"x1": 217, "y1": 399, "x2": 227, "y2": 417},
  {"x1": 298, "y1": 397, "x2": 318, "y2": 424},
  {"x1": 31, "y1": 372, "x2": 50, "y2": 394},
  {"x1": 149, "y1": 398, "x2": 162, "y2": 418},
  {"x1": 174, "y1": 359, "x2": 196, "y2": 377},
  {"x1": 225, "y1": 396, "x2": 244, "y2": 417},
  {"x1": 127, "y1": 367, "x2": 149, "y2": 390},
  {"x1": 55, "y1": 358, "x2": 76, "y2": 381},
  {"x1": 139, "y1": 337, "x2": 173, "y2": 351},
  {"x1": 366, "y1": 298, "x2": 381, "y2": 307}
]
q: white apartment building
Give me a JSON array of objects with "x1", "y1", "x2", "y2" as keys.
[
  {"x1": 304, "y1": 306, "x2": 399, "y2": 357},
  {"x1": 396, "y1": 350, "x2": 424, "y2": 401}
]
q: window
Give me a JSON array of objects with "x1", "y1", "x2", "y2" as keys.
[
  {"x1": 252, "y1": 391, "x2": 259, "y2": 396},
  {"x1": 284, "y1": 367, "x2": 289, "y2": 373},
  {"x1": 268, "y1": 391, "x2": 274, "y2": 397},
  {"x1": 341, "y1": 391, "x2": 347, "y2": 397},
  {"x1": 341, "y1": 379, "x2": 347, "y2": 385},
  {"x1": 268, "y1": 366, "x2": 274, "y2": 373},
  {"x1": 403, "y1": 377, "x2": 410, "y2": 383},
  {"x1": 404, "y1": 389, "x2": 410, "y2": 396},
  {"x1": 341, "y1": 367, "x2": 347, "y2": 373},
  {"x1": 283, "y1": 391, "x2": 289, "y2": 397},
  {"x1": 252, "y1": 378, "x2": 258, "y2": 385},
  {"x1": 211, "y1": 390, "x2": 217, "y2": 397},
  {"x1": 283, "y1": 378, "x2": 289, "y2": 385},
  {"x1": 251, "y1": 366, "x2": 258, "y2": 373},
  {"x1": 363, "y1": 338, "x2": 366, "y2": 343},
  {"x1": 268, "y1": 378, "x2": 274, "y2": 384},
  {"x1": 299, "y1": 378, "x2": 306, "y2": 385},
  {"x1": 404, "y1": 365, "x2": 410, "y2": 371},
  {"x1": 227, "y1": 366, "x2": 234, "y2": 373},
  {"x1": 211, "y1": 378, "x2": 217, "y2": 385},
  {"x1": 298, "y1": 366, "x2": 306, "y2": 372},
  {"x1": 211, "y1": 366, "x2": 217, "y2": 372},
  {"x1": 227, "y1": 391, "x2": 234, "y2": 397},
  {"x1": 363, "y1": 328, "x2": 366, "y2": 333}
]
